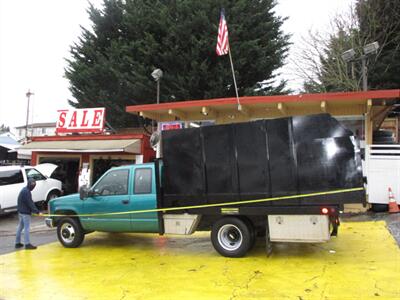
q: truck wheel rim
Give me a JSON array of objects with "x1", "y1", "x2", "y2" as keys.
[
  {"x1": 60, "y1": 223, "x2": 75, "y2": 243},
  {"x1": 217, "y1": 224, "x2": 243, "y2": 251}
]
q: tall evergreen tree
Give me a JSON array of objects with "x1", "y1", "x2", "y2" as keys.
[
  {"x1": 299, "y1": 0, "x2": 400, "y2": 93},
  {"x1": 65, "y1": 0, "x2": 290, "y2": 128},
  {"x1": 357, "y1": 0, "x2": 400, "y2": 90}
]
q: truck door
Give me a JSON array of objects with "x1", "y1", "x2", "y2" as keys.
[
  {"x1": 81, "y1": 168, "x2": 133, "y2": 232},
  {"x1": 130, "y1": 166, "x2": 158, "y2": 232}
]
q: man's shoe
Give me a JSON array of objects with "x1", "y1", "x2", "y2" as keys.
[
  {"x1": 15, "y1": 243, "x2": 24, "y2": 249},
  {"x1": 25, "y1": 244, "x2": 37, "y2": 250}
]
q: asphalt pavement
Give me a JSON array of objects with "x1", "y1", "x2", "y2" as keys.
[
  {"x1": 1, "y1": 211, "x2": 399, "y2": 255},
  {"x1": 2, "y1": 221, "x2": 399, "y2": 300},
  {"x1": 0, "y1": 212, "x2": 57, "y2": 255},
  {"x1": 342, "y1": 211, "x2": 400, "y2": 246}
]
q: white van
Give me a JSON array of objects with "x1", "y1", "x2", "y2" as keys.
[{"x1": 0, "y1": 164, "x2": 62, "y2": 214}]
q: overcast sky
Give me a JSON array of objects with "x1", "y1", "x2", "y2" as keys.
[{"x1": 0, "y1": 0, "x2": 353, "y2": 130}]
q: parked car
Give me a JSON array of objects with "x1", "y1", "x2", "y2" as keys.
[{"x1": 0, "y1": 164, "x2": 62, "y2": 214}]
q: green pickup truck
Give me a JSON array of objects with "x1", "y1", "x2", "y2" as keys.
[
  {"x1": 46, "y1": 114, "x2": 365, "y2": 257},
  {"x1": 46, "y1": 163, "x2": 160, "y2": 243}
]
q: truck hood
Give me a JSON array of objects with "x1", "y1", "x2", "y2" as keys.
[
  {"x1": 49, "y1": 193, "x2": 81, "y2": 212},
  {"x1": 34, "y1": 163, "x2": 58, "y2": 177},
  {"x1": 52, "y1": 193, "x2": 79, "y2": 203}
]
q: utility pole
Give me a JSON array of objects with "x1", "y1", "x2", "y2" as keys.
[
  {"x1": 151, "y1": 69, "x2": 163, "y2": 132},
  {"x1": 25, "y1": 89, "x2": 34, "y2": 141},
  {"x1": 361, "y1": 56, "x2": 368, "y2": 91}
]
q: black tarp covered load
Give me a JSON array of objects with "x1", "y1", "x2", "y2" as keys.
[{"x1": 161, "y1": 114, "x2": 364, "y2": 209}]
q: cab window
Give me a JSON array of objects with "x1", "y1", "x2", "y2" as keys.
[
  {"x1": 93, "y1": 169, "x2": 129, "y2": 196},
  {"x1": 134, "y1": 168, "x2": 152, "y2": 194},
  {"x1": 25, "y1": 168, "x2": 46, "y2": 181}
]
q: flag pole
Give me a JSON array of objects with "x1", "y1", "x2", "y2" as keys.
[{"x1": 228, "y1": 50, "x2": 242, "y2": 110}]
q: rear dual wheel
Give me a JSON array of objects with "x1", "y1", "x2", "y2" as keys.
[{"x1": 211, "y1": 217, "x2": 254, "y2": 258}]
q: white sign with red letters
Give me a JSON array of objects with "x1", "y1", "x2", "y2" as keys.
[{"x1": 56, "y1": 108, "x2": 106, "y2": 134}]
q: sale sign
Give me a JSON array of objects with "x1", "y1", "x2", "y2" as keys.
[
  {"x1": 160, "y1": 121, "x2": 184, "y2": 131},
  {"x1": 56, "y1": 108, "x2": 106, "y2": 134}
]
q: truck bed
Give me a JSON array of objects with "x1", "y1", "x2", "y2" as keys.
[{"x1": 160, "y1": 114, "x2": 365, "y2": 210}]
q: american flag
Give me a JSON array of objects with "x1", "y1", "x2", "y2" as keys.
[{"x1": 216, "y1": 9, "x2": 229, "y2": 56}]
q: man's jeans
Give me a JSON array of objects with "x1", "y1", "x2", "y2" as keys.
[{"x1": 15, "y1": 213, "x2": 31, "y2": 245}]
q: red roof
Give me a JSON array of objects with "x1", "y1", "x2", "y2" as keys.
[{"x1": 126, "y1": 89, "x2": 400, "y2": 113}]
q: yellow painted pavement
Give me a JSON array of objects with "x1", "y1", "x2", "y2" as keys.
[{"x1": 1, "y1": 221, "x2": 399, "y2": 300}]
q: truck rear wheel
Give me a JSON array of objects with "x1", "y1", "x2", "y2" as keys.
[
  {"x1": 211, "y1": 217, "x2": 253, "y2": 257},
  {"x1": 57, "y1": 217, "x2": 85, "y2": 248},
  {"x1": 240, "y1": 217, "x2": 256, "y2": 250}
]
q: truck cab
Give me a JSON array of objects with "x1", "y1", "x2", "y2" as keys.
[{"x1": 47, "y1": 164, "x2": 159, "y2": 247}]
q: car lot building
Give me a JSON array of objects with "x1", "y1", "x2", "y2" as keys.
[{"x1": 18, "y1": 133, "x2": 154, "y2": 194}]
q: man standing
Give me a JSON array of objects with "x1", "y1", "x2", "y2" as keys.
[{"x1": 15, "y1": 178, "x2": 42, "y2": 250}]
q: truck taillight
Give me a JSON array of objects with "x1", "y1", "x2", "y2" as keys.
[{"x1": 321, "y1": 207, "x2": 329, "y2": 215}]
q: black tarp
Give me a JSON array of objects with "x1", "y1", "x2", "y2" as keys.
[{"x1": 161, "y1": 114, "x2": 364, "y2": 209}]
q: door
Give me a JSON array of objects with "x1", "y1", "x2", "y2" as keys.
[
  {"x1": 80, "y1": 168, "x2": 133, "y2": 232},
  {"x1": 130, "y1": 166, "x2": 158, "y2": 232},
  {"x1": 0, "y1": 169, "x2": 25, "y2": 210}
]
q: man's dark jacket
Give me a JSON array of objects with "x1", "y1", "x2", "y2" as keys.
[{"x1": 17, "y1": 186, "x2": 39, "y2": 215}]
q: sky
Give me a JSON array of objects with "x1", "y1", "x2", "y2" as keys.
[{"x1": 0, "y1": 0, "x2": 353, "y2": 130}]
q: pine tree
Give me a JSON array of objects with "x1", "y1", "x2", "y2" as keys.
[
  {"x1": 65, "y1": 0, "x2": 290, "y2": 128},
  {"x1": 299, "y1": 0, "x2": 400, "y2": 93},
  {"x1": 357, "y1": 0, "x2": 400, "y2": 90}
]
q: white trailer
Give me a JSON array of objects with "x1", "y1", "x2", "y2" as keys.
[{"x1": 365, "y1": 144, "x2": 400, "y2": 211}]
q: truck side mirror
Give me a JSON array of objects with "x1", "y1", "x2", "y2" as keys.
[{"x1": 79, "y1": 186, "x2": 89, "y2": 200}]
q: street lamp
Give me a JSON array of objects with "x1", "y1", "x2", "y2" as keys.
[
  {"x1": 151, "y1": 68, "x2": 163, "y2": 104},
  {"x1": 342, "y1": 41, "x2": 379, "y2": 91},
  {"x1": 25, "y1": 89, "x2": 34, "y2": 141},
  {"x1": 151, "y1": 69, "x2": 163, "y2": 132}
]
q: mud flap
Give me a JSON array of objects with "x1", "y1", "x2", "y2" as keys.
[
  {"x1": 330, "y1": 216, "x2": 339, "y2": 237},
  {"x1": 266, "y1": 223, "x2": 273, "y2": 257}
]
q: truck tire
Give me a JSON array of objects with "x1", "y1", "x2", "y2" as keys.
[
  {"x1": 240, "y1": 217, "x2": 257, "y2": 250},
  {"x1": 57, "y1": 217, "x2": 85, "y2": 248},
  {"x1": 211, "y1": 217, "x2": 253, "y2": 258},
  {"x1": 371, "y1": 203, "x2": 388, "y2": 213},
  {"x1": 42, "y1": 191, "x2": 59, "y2": 209}
]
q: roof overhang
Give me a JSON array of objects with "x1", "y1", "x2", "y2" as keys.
[
  {"x1": 0, "y1": 143, "x2": 19, "y2": 150},
  {"x1": 126, "y1": 89, "x2": 400, "y2": 124},
  {"x1": 17, "y1": 139, "x2": 142, "y2": 154}
]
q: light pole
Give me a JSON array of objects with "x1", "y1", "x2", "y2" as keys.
[
  {"x1": 25, "y1": 89, "x2": 34, "y2": 141},
  {"x1": 151, "y1": 68, "x2": 163, "y2": 104},
  {"x1": 342, "y1": 41, "x2": 379, "y2": 91},
  {"x1": 151, "y1": 68, "x2": 163, "y2": 131}
]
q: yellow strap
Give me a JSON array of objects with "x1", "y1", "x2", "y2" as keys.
[{"x1": 36, "y1": 187, "x2": 364, "y2": 218}]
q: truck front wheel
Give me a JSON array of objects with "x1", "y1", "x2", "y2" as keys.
[
  {"x1": 211, "y1": 217, "x2": 253, "y2": 257},
  {"x1": 57, "y1": 217, "x2": 85, "y2": 248}
]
